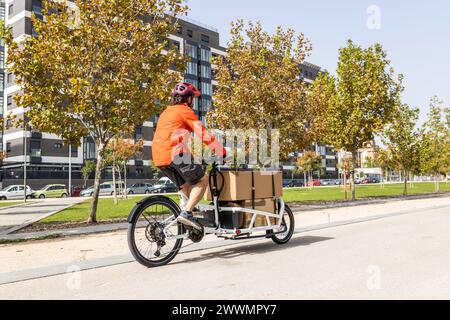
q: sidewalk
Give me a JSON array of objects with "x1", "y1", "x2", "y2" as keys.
[{"x1": 0, "y1": 198, "x2": 85, "y2": 237}]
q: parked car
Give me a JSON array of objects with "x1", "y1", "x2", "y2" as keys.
[
  {"x1": 290, "y1": 180, "x2": 305, "y2": 187},
  {"x1": 152, "y1": 182, "x2": 178, "y2": 194},
  {"x1": 127, "y1": 183, "x2": 154, "y2": 195},
  {"x1": 32, "y1": 184, "x2": 69, "y2": 199},
  {"x1": 283, "y1": 180, "x2": 305, "y2": 188},
  {"x1": 80, "y1": 182, "x2": 126, "y2": 197},
  {"x1": 306, "y1": 180, "x2": 321, "y2": 187},
  {"x1": 71, "y1": 186, "x2": 83, "y2": 198},
  {"x1": 283, "y1": 180, "x2": 292, "y2": 188},
  {"x1": 362, "y1": 177, "x2": 381, "y2": 184},
  {"x1": 320, "y1": 179, "x2": 335, "y2": 186},
  {"x1": 0, "y1": 185, "x2": 34, "y2": 200}
]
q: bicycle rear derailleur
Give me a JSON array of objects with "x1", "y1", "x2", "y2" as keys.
[{"x1": 146, "y1": 222, "x2": 166, "y2": 257}]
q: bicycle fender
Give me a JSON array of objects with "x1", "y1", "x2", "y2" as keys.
[{"x1": 127, "y1": 196, "x2": 180, "y2": 223}]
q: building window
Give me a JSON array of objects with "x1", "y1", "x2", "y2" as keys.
[
  {"x1": 201, "y1": 82, "x2": 212, "y2": 96},
  {"x1": 200, "y1": 48, "x2": 211, "y2": 62},
  {"x1": 7, "y1": 73, "x2": 13, "y2": 84},
  {"x1": 7, "y1": 95, "x2": 12, "y2": 106},
  {"x1": 135, "y1": 127, "x2": 143, "y2": 140},
  {"x1": 6, "y1": 142, "x2": 11, "y2": 153},
  {"x1": 201, "y1": 98, "x2": 212, "y2": 112},
  {"x1": 187, "y1": 29, "x2": 193, "y2": 38},
  {"x1": 32, "y1": 0, "x2": 43, "y2": 16},
  {"x1": 185, "y1": 43, "x2": 197, "y2": 59},
  {"x1": 8, "y1": 4, "x2": 13, "y2": 16},
  {"x1": 54, "y1": 143, "x2": 63, "y2": 149},
  {"x1": 30, "y1": 141, "x2": 42, "y2": 157},
  {"x1": 84, "y1": 139, "x2": 97, "y2": 160},
  {"x1": 0, "y1": 51, "x2": 4, "y2": 69},
  {"x1": 201, "y1": 34, "x2": 210, "y2": 43},
  {"x1": 200, "y1": 65, "x2": 211, "y2": 79},
  {"x1": 177, "y1": 25, "x2": 183, "y2": 35},
  {"x1": 184, "y1": 78, "x2": 198, "y2": 88},
  {"x1": 186, "y1": 62, "x2": 198, "y2": 75}
]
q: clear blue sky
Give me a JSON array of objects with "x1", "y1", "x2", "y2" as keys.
[{"x1": 187, "y1": 0, "x2": 450, "y2": 124}]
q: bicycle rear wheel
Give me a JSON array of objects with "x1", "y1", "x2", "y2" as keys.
[
  {"x1": 128, "y1": 197, "x2": 184, "y2": 268},
  {"x1": 267, "y1": 204, "x2": 295, "y2": 245}
]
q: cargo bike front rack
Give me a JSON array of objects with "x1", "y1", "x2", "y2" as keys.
[{"x1": 127, "y1": 162, "x2": 295, "y2": 268}]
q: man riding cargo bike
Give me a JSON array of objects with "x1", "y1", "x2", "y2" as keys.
[{"x1": 127, "y1": 82, "x2": 295, "y2": 267}]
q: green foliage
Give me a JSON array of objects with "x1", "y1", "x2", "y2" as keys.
[
  {"x1": 306, "y1": 40, "x2": 403, "y2": 199},
  {"x1": 418, "y1": 96, "x2": 449, "y2": 181},
  {"x1": 208, "y1": 20, "x2": 313, "y2": 160}
]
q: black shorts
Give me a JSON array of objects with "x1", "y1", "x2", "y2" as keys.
[{"x1": 160, "y1": 162, "x2": 206, "y2": 189}]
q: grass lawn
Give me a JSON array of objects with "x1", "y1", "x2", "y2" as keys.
[
  {"x1": 0, "y1": 201, "x2": 25, "y2": 208},
  {"x1": 284, "y1": 182, "x2": 450, "y2": 203},
  {"x1": 40, "y1": 182, "x2": 450, "y2": 224}
]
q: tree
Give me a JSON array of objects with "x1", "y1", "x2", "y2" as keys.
[
  {"x1": 419, "y1": 96, "x2": 449, "y2": 192},
  {"x1": 116, "y1": 139, "x2": 144, "y2": 198},
  {"x1": 81, "y1": 160, "x2": 96, "y2": 189},
  {"x1": 375, "y1": 147, "x2": 394, "y2": 187},
  {"x1": 364, "y1": 156, "x2": 378, "y2": 169},
  {"x1": 0, "y1": 0, "x2": 187, "y2": 223},
  {"x1": 337, "y1": 155, "x2": 353, "y2": 200},
  {"x1": 306, "y1": 40, "x2": 403, "y2": 200},
  {"x1": 208, "y1": 20, "x2": 313, "y2": 161},
  {"x1": 382, "y1": 104, "x2": 421, "y2": 195},
  {"x1": 296, "y1": 151, "x2": 322, "y2": 187}
]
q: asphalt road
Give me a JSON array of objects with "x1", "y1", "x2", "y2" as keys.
[{"x1": 1, "y1": 196, "x2": 449, "y2": 299}]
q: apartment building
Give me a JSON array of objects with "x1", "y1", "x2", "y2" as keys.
[
  {"x1": 0, "y1": 0, "x2": 5, "y2": 152},
  {"x1": 0, "y1": 1, "x2": 228, "y2": 188}
]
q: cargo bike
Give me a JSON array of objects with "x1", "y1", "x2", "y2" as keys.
[{"x1": 127, "y1": 162, "x2": 295, "y2": 267}]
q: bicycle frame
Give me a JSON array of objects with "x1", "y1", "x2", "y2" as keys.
[{"x1": 163, "y1": 163, "x2": 286, "y2": 241}]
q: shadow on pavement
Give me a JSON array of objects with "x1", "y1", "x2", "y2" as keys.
[{"x1": 173, "y1": 236, "x2": 334, "y2": 265}]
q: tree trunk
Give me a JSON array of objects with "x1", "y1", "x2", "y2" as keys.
[
  {"x1": 124, "y1": 162, "x2": 128, "y2": 199},
  {"x1": 344, "y1": 171, "x2": 348, "y2": 201},
  {"x1": 118, "y1": 165, "x2": 123, "y2": 198},
  {"x1": 351, "y1": 152, "x2": 357, "y2": 201},
  {"x1": 403, "y1": 170, "x2": 408, "y2": 196},
  {"x1": 112, "y1": 161, "x2": 118, "y2": 205},
  {"x1": 88, "y1": 143, "x2": 105, "y2": 224},
  {"x1": 436, "y1": 174, "x2": 440, "y2": 193}
]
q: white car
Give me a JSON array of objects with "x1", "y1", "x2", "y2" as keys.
[
  {"x1": 80, "y1": 182, "x2": 126, "y2": 197},
  {"x1": 0, "y1": 185, "x2": 34, "y2": 200}
]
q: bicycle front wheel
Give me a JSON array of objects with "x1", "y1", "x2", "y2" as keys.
[{"x1": 128, "y1": 197, "x2": 184, "y2": 268}]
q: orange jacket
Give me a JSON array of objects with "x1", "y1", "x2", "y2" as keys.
[{"x1": 152, "y1": 104, "x2": 226, "y2": 167}]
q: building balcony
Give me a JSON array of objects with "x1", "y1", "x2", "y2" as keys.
[{"x1": 30, "y1": 131, "x2": 42, "y2": 139}]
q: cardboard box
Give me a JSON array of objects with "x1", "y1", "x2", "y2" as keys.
[
  {"x1": 205, "y1": 170, "x2": 283, "y2": 201},
  {"x1": 240, "y1": 199, "x2": 279, "y2": 228}
]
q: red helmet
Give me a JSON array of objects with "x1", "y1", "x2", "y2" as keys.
[{"x1": 172, "y1": 82, "x2": 201, "y2": 98}]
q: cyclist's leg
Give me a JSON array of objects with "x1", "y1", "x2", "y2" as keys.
[
  {"x1": 184, "y1": 174, "x2": 208, "y2": 212},
  {"x1": 179, "y1": 184, "x2": 191, "y2": 210},
  {"x1": 172, "y1": 162, "x2": 207, "y2": 212}
]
